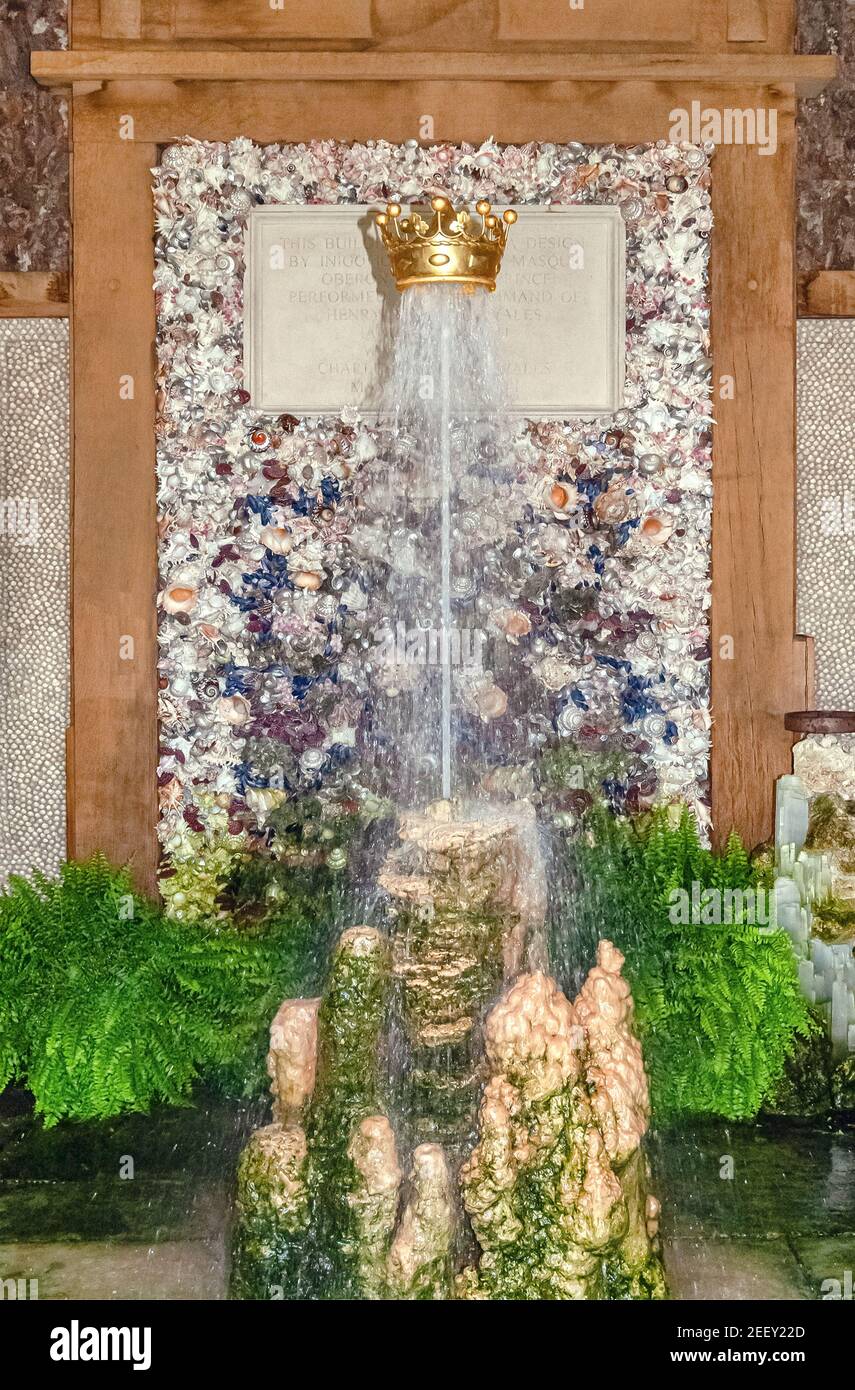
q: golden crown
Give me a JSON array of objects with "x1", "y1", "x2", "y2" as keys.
[{"x1": 374, "y1": 195, "x2": 518, "y2": 292}]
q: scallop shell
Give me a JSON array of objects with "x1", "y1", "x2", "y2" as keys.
[{"x1": 493, "y1": 607, "x2": 532, "y2": 641}]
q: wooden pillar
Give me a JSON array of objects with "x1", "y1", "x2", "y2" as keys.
[
  {"x1": 69, "y1": 133, "x2": 159, "y2": 892},
  {"x1": 710, "y1": 93, "x2": 812, "y2": 848}
]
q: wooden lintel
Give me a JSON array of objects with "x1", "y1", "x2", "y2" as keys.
[{"x1": 32, "y1": 48, "x2": 837, "y2": 94}]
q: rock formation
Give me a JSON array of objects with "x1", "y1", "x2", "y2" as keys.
[
  {"x1": 379, "y1": 800, "x2": 546, "y2": 1139},
  {"x1": 231, "y1": 821, "x2": 666, "y2": 1301},
  {"x1": 267, "y1": 997, "x2": 319, "y2": 1123},
  {"x1": 459, "y1": 944, "x2": 666, "y2": 1300}
]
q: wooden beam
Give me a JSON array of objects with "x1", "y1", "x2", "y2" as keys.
[
  {"x1": 710, "y1": 105, "x2": 811, "y2": 848},
  {"x1": 32, "y1": 48, "x2": 838, "y2": 93},
  {"x1": 70, "y1": 137, "x2": 159, "y2": 893},
  {"x1": 798, "y1": 270, "x2": 855, "y2": 318},
  {"x1": 0, "y1": 271, "x2": 69, "y2": 317}
]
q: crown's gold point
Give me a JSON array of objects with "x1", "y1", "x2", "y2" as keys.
[
  {"x1": 503, "y1": 209, "x2": 518, "y2": 225},
  {"x1": 375, "y1": 193, "x2": 516, "y2": 292}
]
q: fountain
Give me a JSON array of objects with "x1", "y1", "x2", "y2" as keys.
[{"x1": 231, "y1": 196, "x2": 667, "y2": 1299}]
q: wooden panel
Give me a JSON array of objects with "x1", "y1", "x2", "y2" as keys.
[
  {"x1": 66, "y1": 74, "x2": 808, "y2": 870},
  {"x1": 727, "y1": 0, "x2": 768, "y2": 42},
  {"x1": 798, "y1": 270, "x2": 855, "y2": 317},
  {"x1": 70, "y1": 136, "x2": 159, "y2": 892},
  {"x1": 710, "y1": 104, "x2": 811, "y2": 849},
  {"x1": 100, "y1": 0, "x2": 142, "y2": 39},
  {"x1": 0, "y1": 271, "x2": 69, "y2": 317},
  {"x1": 499, "y1": 0, "x2": 699, "y2": 44},
  {"x1": 172, "y1": 0, "x2": 372, "y2": 41},
  {"x1": 69, "y1": 0, "x2": 796, "y2": 50},
  {"x1": 33, "y1": 49, "x2": 837, "y2": 91}
]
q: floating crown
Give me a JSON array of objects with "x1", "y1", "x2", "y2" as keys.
[{"x1": 374, "y1": 195, "x2": 517, "y2": 293}]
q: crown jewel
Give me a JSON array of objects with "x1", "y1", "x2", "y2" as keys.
[{"x1": 374, "y1": 195, "x2": 517, "y2": 293}]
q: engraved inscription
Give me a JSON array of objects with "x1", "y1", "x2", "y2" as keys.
[{"x1": 246, "y1": 206, "x2": 625, "y2": 417}]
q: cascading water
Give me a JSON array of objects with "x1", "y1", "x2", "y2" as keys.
[{"x1": 356, "y1": 283, "x2": 509, "y2": 809}]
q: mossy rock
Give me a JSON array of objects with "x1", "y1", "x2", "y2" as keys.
[
  {"x1": 831, "y1": 1056, "x2": 855, "y2": 1111},
  {"x1": 763, "y1": 1014, "x2": 832, "y2": 1118},
  {"x1": 230, "y1": 1124, "x2": 310, "y2": 1301},
  {"x1": 812, "y1": 895, "x2": 855, "y2": 944},
  {"x1": 805, "y1": 795, "x2": 855, "y2": 866}
]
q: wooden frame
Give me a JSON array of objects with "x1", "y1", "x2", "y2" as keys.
[
  {"x1": 62, "y1": 0, "x2": 799, "y2": 53},
  {"x1": 34, "y1": 30, "x2": 834, "y2": 889}
]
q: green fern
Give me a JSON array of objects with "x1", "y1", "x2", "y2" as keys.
[
  {"x1": 555, "y1": 806, "x2": 812, "y2": 1122},
  {"x1": 0, "y1": 857, "x2": 310, "y2": 1126}
]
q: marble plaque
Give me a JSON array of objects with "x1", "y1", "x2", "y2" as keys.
[{"x1": 245, "y1": 205, "x2": 625, "y2": 418}]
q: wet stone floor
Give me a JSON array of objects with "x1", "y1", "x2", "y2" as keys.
[{"x1": 0, "y1": 1089, "x2": 853, "y2": 1300}]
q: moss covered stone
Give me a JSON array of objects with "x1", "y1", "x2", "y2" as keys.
[
  {"x1": 763, "y1": 1010, "x2": 833, "y2": 1117},
  {"x1": 832, "y1": 1056, "x2": 855, "y2": 1111},
  {"x1": 459, "y1": 956, "x2": 667, "y2": 1301},
  {"x1": 230, "y1": 1123, "x2": 309, "y2": 1300}
]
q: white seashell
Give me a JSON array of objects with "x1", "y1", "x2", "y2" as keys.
[
  {"x1": 246, "y1": 786, "x2": 287, "y2": 821},
  {"x1": 260, "y1": 525, "x2": 293, "y2": 555},
  {"x1": 293, "y1": 571, "x2": 323, "y2": 591},
  {"x1": 163, "y1": 583, "x2": 198, "y2": 614},
  {"x1": 217, "y1": 694, "x2": 251, "y2": 726}
]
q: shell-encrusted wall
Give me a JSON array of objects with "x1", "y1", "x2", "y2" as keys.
[
  {"x1": 0, "y1": 318, "x2": 69, "y2": 880},
  {"x1": 154, "y1": 139, "x2": 713, "y2": 905},
  {"x1": 797, "y1": 319, "x2": 855, "y2": 707}
]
